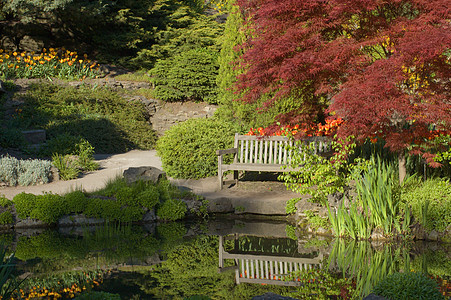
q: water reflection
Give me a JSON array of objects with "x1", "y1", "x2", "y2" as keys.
[
  {"x1": 2, "y1": 219, "x2": 450, "y2": 299},
  {"x1": 219, "y1": 234, "x2": 323, "y2": 286}
]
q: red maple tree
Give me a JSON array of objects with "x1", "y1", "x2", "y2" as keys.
[{"x1": 235, "y1": 0, "x2": 451, "y2": 178}]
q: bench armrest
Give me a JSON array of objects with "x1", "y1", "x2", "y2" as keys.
[{"x1": 216, "y1": 148, "x2": 238, "y2": 156}]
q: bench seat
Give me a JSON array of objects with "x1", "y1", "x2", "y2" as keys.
[{"x1": 216, "y1": 134, "x2": 330, "y2": 189}]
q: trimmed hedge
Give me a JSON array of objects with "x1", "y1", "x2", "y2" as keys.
[{"x1": 156, "y1": 117, "x2": 242, "y2": 179}]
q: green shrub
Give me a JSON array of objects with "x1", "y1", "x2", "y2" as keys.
[
  {"x1": 63, "y1": 191, "x2": 88, "y2": 214},
  {"x1": 137, "y1": 186, "x2": 160, "y2": 209},
  {"x1": 95, "y1": 177, "x2": 129, "y2": 198},
  {"x1": 0, "y1": 211, "x2": 13, "y2": 225},
  {"x1": 30, "y1": 194, "x2": 66, "y2": 224},
  {"x1": 115, "y1": 187, "x2": 137, "y2": 206},
  {"x1": 0, "y1": 197, "x2": 13, "y2": 208},
  {"x1": 52, "y1": 154, "x2": 80, "y2": 180},
  {"x1": 84, "y1": 198, "x2": 123, "y2": 221},
  {"x1": 157, "y1": 198, "x2": 187, "y2": 221},
  {"x1": 156, "y1": 117, "x2": 241, "y2": 179},
  {"x1": 402, "y1": 178, "x2": 451, "y2": 232},
  {"x1": 372, "y1": 272, "x2": 444, "y2": 300},
  {"x1": 12, "y1": 193, "x2": 37, "y2": 219},
  {"x1": 151, "y1": 48, "x2": 219, "y2": 103},
  {"x1": 120, "y1": 206, "x2": 145, "y2": 223}
]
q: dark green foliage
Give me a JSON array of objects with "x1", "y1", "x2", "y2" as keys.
[
  {"x1": 157, "y1": 198, "x2": 187, "y2": 221},
  {"x1": 0, "y1": 211, "x2": 14, "y2": 225},
  {"x1": 12, "y1": 192, "x2": 67, "y2": 224},
  {"x1": 372, "y1": 272, "x2": 445, "y2": 300},
  {"x1": 137, "y1": 187, "x2": 160, "y2": 209},
  {"x1": 75, "y1": 291, "x2": 121, "y2": 300},
  {"x1": 63, "y1": 191, "x2": 88, "y2": 214},
  {"x1": 115, "y1": 187, "x2": 137, "y2": 207},
  {"x1": 30, "y1": 194, "x2": 66, "y2": 224},
  {"x1": 0, "y1": 197, "x2": 13, "y2": 208},
  {"x1": 402, "y1": 178, "x2": 451, "y2": 232},
  {"x1": 84, "y1": 198, "x2": 124, "y2": 221},
  {"x1": 130, "y1": 3, "x2": 223, "y2": 69},
  {"x1": 151, "y1": 48, "x2": 219, "y2": 103},
  {"x1": 216, "y1": 0, "x2": 245, "y2": 108},
  {"x1": 0, "y1": 244, "x2": 22, "y2": 300},
  {"x1": 13, "y1": 193, "x2": 37, "y2": 219},
  {"x1": 120, "y1": 206, "x2": 145, "y2": 223},
  {"x1": 0, "y1": 128, "x2": 26, "y2": 149},
  {"x1": 157, "y1": 117, "x2": 242, "y2": 179},
  {"x1": 16, "y1": 83, "x2": 155, "y2": 153}
]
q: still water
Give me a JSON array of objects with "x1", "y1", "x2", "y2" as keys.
[{"x1": 3, "y1": 218, "x2": 450, "y2": 299}]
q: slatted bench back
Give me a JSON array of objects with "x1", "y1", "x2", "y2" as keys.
[{"x1": 233, "y1": 134, "x2": 331, "y2": 165}]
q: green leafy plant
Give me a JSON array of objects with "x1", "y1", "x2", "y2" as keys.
[
  {"x1": 157, "y1": 199, "x2": 187, "y2": 221},
  {"x1": 372, "y1": 272, "x2": 445, "y2": 300},
  {"x1": 12, "y1": 193, "x2": 37, "y2": 219},
  {"x1": 52, "y1": 154, "x2": 80, "y2": 180},
  {"x1": 157, "y1": 117, "x2": 242, "y2": 179},
  {"x1": 0, "y1": 211, "x2": 14, "y2": 225},
  {"x1": 63, "y1": 191, "x2": 89, "y2": 214},
  {"x1": 281, "y1": 137, "x2": 368, "y2": 213},
  {"x1": 402, "y1": 178, "x2": 451, "y2": 232},
  {"x1": 0, "y1": 245, "x2": 23, "y2": 300}
]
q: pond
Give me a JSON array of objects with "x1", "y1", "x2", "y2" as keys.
[{"x1": 2, "y1": 218, "x2": 450, "y2": 299}]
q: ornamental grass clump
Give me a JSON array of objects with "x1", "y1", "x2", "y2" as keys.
[{"x1": 0, "y1": 48, "x2": 101, "y2": 80}]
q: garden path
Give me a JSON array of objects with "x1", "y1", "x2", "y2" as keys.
[{"x1": 0, "y1": 150, "x2": 298, "y2": 215}]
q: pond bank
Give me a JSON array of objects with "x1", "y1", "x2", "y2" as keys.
[{"x1": 0, "y1": 150, "x2": 299, "y2": 216}]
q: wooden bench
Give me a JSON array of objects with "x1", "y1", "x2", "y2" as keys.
[{"x1": 216, "y1": 134, "x2": 331, "y2": 189}]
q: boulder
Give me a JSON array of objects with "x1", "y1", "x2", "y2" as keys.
[
  {"x1": 123, "y1": 166, "x2": 166, "y2": 184},
  {"x1": 58, "y1": 214, "x2": 104, "y2": 227}
]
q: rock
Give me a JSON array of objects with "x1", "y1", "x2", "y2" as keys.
[
  {"x1": 58, "y1": 214, "x2": 104, "y2": 226},
  {"x1": 295, "y1": 196, "x2": 327, "y2": 223},
  {"x1": 15, "y1": 217, "x2": 47, "y2": 228},
  {"x1": 207, "y1": 197, "x2": 234, "y2": 213},
  {"x1": 426, "y1": 230, "x2": 439, "y2": 241},
  {"x1": 123, "y1": 166, "x2": 166, "y2": 184},
  {"x1": 50, "y1": 166, "x2": 60, "y2": 182},
  {"x1": 142, "y1": 210, "x2": 156, "y2": 222},
  {"x1": 22, "y1": 129, "x2": 46, "y2": 144},
  {"x1": 252, "y1": 293, "x2": 299, "y2": 300},
  {"x1": 370, "y1": 228, "x2": 387, "y2": 241}
]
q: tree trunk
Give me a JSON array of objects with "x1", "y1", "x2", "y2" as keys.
[{"x1": 398, "y1": 151, "x2": 406, "y2": 184}]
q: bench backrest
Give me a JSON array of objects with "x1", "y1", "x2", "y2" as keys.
[{"x1": 233, "y1": 134, "x2": 331, "y2": 165}]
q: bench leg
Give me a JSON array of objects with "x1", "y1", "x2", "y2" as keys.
[
  {"x1": 234, "y1": 170, "x2": 239, "y2": 187},
  {"x1": 218, "y1": 169, "x2": 223, "y2": 190}
]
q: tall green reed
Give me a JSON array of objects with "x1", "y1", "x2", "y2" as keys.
[{"x1": 329, "y1": 239, "x2": 410, "y2": 298}]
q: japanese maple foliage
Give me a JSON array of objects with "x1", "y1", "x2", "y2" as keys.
[{"x1": 235, "y1": 0, "x2": 451, "y2": 156}]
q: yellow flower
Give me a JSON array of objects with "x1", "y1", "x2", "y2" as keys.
[{"x1": 13, "y1": 51, "x2": 17, "y2": 56}]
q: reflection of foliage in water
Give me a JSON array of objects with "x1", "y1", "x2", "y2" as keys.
[
  {"x1": 328, "y1": 239, "x2": 451, "y2": 299},
  {"x1": 14, "y1": 225, "x2": 160, "y2": 273},
  {"x1": 329, "y1": 239, "x2": 410, "y2": 298},
  {"x1": 126, "y1": 235, "x2": 298, "y2": 299}
]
